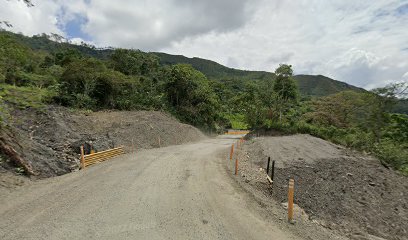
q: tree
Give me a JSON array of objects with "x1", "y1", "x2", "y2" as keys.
[
  {"x1": 368, "y1": 82, "x2": 408, "y2": 142},
  {"x1": 258, "y1": 76, "x2": 275, "y2": 121},
  {"x1": 273, "y1": 64, "x2": 299, "y2": 122},
  {"x1": 0, "y1": 33, "x2": 34, "y2": 84},
  {"x1": 164, "y1": 64, "x2": 221, "y2": 130},
  {"x1": 241, "y1": 82, "x2": 266, "y2": 128},
  {"x1": 304, "y1": 91, "x2": 372, "y2": 128},
  {"x1": 55, "y1": 49, "x2": 82, "y2": 66},
  {"x1": 58, "y1": 58, "x2": 107, "y2": 108},
  {"x1": 110, "y1": 49, "x2": 159, "y2": 76}
]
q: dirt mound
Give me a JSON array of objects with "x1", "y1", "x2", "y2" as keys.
[
  {"x1": 248, "y1": 134, "x2": 345, "y2": 167},
  {"x1": 0, "y1": 105, "x2": 206, "y2": 181},
  {"x1": 241, "y1": 134, "x2": 408, "y2": 240}
]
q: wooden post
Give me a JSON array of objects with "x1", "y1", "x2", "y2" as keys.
[
  {"x1": 266, "y1": 157, "x2": 271, "y2": 174},
  {"x1": 90, "y1": 144, "x2": 95, "y2": 154},
  {"x1": 230, "y1": 144, "x2": 234, "y2": 160},
  {"x1": 80, "y1": 145, "x2": 85, "y2": 170},
  {"x1": 271, "y1": 160, "x2": 275, "y2": 181},
  {"x1": 158, "y1": 137, "x2": 161, "y2": 148},
  {"x1": 288, "y1": 179, "x2": 295, "y2": 223},
  {"x1": 235, "y1": 157, "x2": 239, "y2": 175}
]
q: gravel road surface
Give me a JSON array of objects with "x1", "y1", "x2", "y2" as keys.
[{"x1": 0, "y1": 136, "x2": 300, "y2": 240}]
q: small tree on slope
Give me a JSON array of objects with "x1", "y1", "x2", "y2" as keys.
[{"x1": 273, "y1": 64, "x2": 299, "y2": 122}]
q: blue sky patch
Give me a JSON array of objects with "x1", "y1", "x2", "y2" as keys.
[
  {"x1": 396, "y1": 3, "x2": 408, "y2": 15},
  {"x1": 55, "y1": 5, "x2": 92, "y2": 42},
  {"x1": 64, "y1": 14, "x2": 91, "y2": 41}
]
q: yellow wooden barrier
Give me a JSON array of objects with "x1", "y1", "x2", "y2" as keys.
[
  {"x1": 225, "y1": 131, "x2": 250, "y2": 135},
  {"x1": 81, "y1": 146, "x2": 124, "y2": 169}
]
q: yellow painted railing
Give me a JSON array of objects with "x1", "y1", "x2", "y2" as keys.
[
  {"x1": 80, "y1": 146, "x2": 124, "y2": 169},
  {"x1": 225, "y1": 131, "x2": 250, "y2": 135}
]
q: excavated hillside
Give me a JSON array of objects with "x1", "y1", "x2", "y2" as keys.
[{"x1": 0, "y1": 105, "x2": 206, "y2": 188}]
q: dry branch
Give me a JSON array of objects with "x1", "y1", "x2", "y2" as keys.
[{"x1": 0, "y1": 137, "x2": 36, "y2": 176}]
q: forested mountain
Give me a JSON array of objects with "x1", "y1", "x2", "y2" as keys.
[
  {"x1": 294, "y1": 74, "x2": 363, "y2": 97},
  {"x1": 155, "y1": 52, "x2": 273, "y2": 80},
  {"x1": 7, "y1": 32, "x2": 113, "y2": 59},
  {"x1": 3, "y1": 30, "x2": 365, "y2": 98},
  {"x1": 155, "y1": 52, "x2": 364, "y2": 97}
]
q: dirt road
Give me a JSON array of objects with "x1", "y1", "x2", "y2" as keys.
[{"x1": 0, "y1": 136, "x2": 300, "y2": 240}]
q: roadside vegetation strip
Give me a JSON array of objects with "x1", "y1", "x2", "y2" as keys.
[{"x1": 80, "y1": 146, "x2": 125, "y2": 169}]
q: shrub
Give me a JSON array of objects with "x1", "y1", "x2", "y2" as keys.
[{"x1": 374, "y1": 139, "x2": 408, "y2": 175}]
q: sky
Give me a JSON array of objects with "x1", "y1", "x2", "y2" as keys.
[{"x1": 1, "y1": 0, "x2": 408, "y2": 90}]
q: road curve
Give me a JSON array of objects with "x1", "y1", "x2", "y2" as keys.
[{"x1": 0, "y1": 136, "x2": 299, "y2": 240}]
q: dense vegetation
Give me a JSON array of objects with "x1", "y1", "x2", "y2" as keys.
[
  {"x1": 0, "y1": 30, "x2": 407, "y2": 174},
  {"x1": 156, "y1": 52, "x2": 368, "y2": 97},
  {"x1": 0, "y1": 31, "x2": 223, "y2": 130}
]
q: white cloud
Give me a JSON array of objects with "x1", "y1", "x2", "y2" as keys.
[
  {"x1": 1, "y1": 0, "x2": 407, "y2": 90},
  {"x1": 0, "y1": 0, "x2": 62, "y2": 35},
  {"x1": 163, "y1": 0, "x2": 408, "y2": 89},
  {"x1": 69, "y1": 37, "x2": 95, "y2": 46},
  {"x1": 81, "y1": 0, "x2": 256, "y2": 49},
  {"x1": 315, "y1": 48, "x2": 407, "y2": 89}
]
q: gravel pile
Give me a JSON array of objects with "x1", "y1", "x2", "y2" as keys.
[
  {"x1": 239, "y1": 134, "x2": 407, "y2": 240},
  {"x1": 1, "y1": 105, "x2": 206, "y2": 180}
]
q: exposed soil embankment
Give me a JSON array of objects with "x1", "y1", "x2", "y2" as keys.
[
  {"x1": 238, "y1": 134, "x2": 407, "y2": 240},
  {"x1": 0, "y1": 105, "x2": 206, "y2": 184}
]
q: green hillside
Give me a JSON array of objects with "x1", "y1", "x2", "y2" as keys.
[
  {"x1": 155, "y1": 52, "x2": 273, "y2": 80},
  {"x1": 155, "y1": 52, "x2": 364, "y2": 97},
  {"x1": 7, "y1": 32, "x2": 113, "y2": 59},
  {"x1": 1, "y1": 31, "x2": 366, "y2": 98},
  {"x1": 294, "y1": 74, "x2": 363, "y2": 97}
]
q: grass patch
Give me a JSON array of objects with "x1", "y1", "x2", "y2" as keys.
[
  {"x1": 226, "y1": 113, "x2": 249, "y2": 129},
  {"x1": 0, "y1": 84, "x2": 55, "y2": 110}
]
